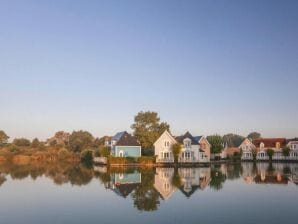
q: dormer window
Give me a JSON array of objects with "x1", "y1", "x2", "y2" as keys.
[
  {"x1": 260, "y1": 142, "x2": 265, "y2": 149},
  {"x1": 276, "y1": 142, "x2": 280, "y2": 149},
  {"x1": 184, "y1": 139, "x2": 191, "y2": 148}
]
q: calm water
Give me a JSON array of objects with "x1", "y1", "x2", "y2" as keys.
[{"x1": 0, "y1": 162, "x2": 298, "y2": 224}]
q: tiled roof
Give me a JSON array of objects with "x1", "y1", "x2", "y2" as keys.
[
  {"x1": 253, "y1": 138, "x2": 287, "y2": 148},
  {"x1": 175, "y1": 132, "x2": 198, "y2": 145}
]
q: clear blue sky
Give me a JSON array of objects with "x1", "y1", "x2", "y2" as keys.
[{"x1": 1, "y1": 0, "x2": 298, "y2": 140}]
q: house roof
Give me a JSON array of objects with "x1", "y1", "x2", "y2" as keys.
[
  {"x1": 112, "y1": 183, "x2": 140, "y2": 198},
  {"x1": 112, "y1": 131, "x2": 126, "y2": 142},
  {"x1": 194, "y1": 136, "x2": 203, "y2": 142},
  {"x1": 253, "y1": 138, "x2": 287, "y2": 148},
  {"x1": 115, "y1": 131, "x2": 140, "y2": 146},
  {"x1": 175, "y1": 132, "x2": 198, "y2": 145}
]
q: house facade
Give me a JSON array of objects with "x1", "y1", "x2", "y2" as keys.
[
  {"x1": 154, "y1": 130, "x2": 176, "y2": 163},
  {"x1": 175, "y1": 132, "x2": 200, "y2": 163},
  {"x1": 240, "y1": 138, "x2": 256, "y2": 160},
  {"x1": 110, "y1": 131, "x2": 141, "y2": 158},
  {"x1": 154, "y1": 130, "x2": 210, "y2": 164},
  {"x1": 253, "y1": 138, "x2": 287, "y2": 160},
  {"x1": 287, "y1": 141, "x2": 298, "y2": 160}
]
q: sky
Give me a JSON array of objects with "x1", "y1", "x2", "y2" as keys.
[{"x1": 0, "y1": 0, "x2": 298, "y2": 140}]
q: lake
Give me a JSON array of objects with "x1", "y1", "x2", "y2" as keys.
[{"x1": 0, "y1": 162, "x2": 298, "y2": 224}]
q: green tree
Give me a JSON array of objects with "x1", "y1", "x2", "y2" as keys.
[
  {"x1": 207, "y1": 135, "x2": 224, "y2": 154},
  {"x1": 131, "y1": 111, "x2": 170, "y2": 154},
  {"x1": 247, "y1": 132, "x2": 261, "y2": 140},
  {"x1": 172, "y1": 143, "x2": 182, "y2": 163},
  {"x1": 0, "y1": 130, "x2": 9, "y2": 145},
  {"x1": 69, "y1": 131, "x2": 94, "y2": 153},
  {"x1": 282, "y1": 146, "x2": 290, "y2": 157},
  {"x1": 13, "y1": 138, "x2": 31, "y2": 147},
  {"x1": 31, "y1": 138, "x2": 40, "y2": 148},
  {"x1": 80, "y1": 149, "x2": 94, "y2": 164},
  {"x1": 223, "y1": 133, "x2": 245, "y2": 147},
  {"x1": 267, "y1": 149, "x2": 274, "y2": 161},
  {"x1": 100, "y1": 146, "x2": 111, "y2": 157}
]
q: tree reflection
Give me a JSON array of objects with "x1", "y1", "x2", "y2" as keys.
[
  {"x1": 210, "y1": 165, "x2": 226, "y2": 190},
  {"x1": 131, "y1": 169, "x2": 160, "y2": 212}
]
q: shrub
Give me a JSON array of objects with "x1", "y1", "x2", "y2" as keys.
[
  {"x1": 9, "y1": 145, "x2": 19, "y2": 153},
  {"x1": 80, "y1": 149, "x2": 94, "y2": 164},
  {"x1": 94, "y1": 149, "x2": 101, "y2": 157},
  {"x1": 31, "y1": 138, "x2": 40, "y2": 148},
  {"x1": 282, "y1": 147, "x2": 290, "y2": 157},
  {"x1": 13, "y1": 138, "x2": 31, "y2": 147},
  {"x1": 172, "y1": 143, "x2": 182, "y2": 163},
  {"x1": 267, "y1": 149, "x2": 275, "y2": 161},
  {"x1": 137, "y1": 156, "x2": 155, "y2": 164},
  {"x1": 58, "y1": 148, "x2": 71, "y2": 160},
  {"x1": 100, "y1": 146, "x2": 111, "y2": 157},
  {"x1": 109, "y1": 157, "x2": 136, "y2": 164}
]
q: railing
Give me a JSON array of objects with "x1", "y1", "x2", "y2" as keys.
[
  {"x1": 156, "y1": 158, "x2": 174, "y2": 163},
  {"x1": 178, "y1": 157, "x2": 198, "y2": 163}
]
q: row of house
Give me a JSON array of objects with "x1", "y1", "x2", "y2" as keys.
[
  {"x1": 104, "y1": 130, "x2": 211, "y2": 163},
  {"x1": 103, "y1": 130, "x2": 298, "y2": 162},
  {"x1": 238, "y1": 138, "x2": 298, "y2": 161}
]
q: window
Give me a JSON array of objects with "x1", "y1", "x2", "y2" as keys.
[
  {"x1": 119, "y1": 151, "x2": 124, "y2": 157},
  {"x1": 276, "y1": 142, "x2": 280, "y2": 149},
  {"x1": 260, "y1": 142, "x2": 265, "y2": 149}
]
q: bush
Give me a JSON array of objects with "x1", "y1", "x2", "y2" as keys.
[
  {"x1": 58, "y1": 148, "x2": 71, "y2": 160},
  {"x1": 31, "y1": 138, "x2": 40, "y2": 148},
  {"x1": 13, "y1": 138, "x2": 31, "y2": 147},
  {"x1": 109, "y1": 157, "x2": 136, "y2": 164},
  {"x1": 80, "y1": 149, "x2": 94, "y2": 164},
  {"x1": 137, "y1": 156, "x2": 155, "y2": 164},
  {"x1": 9, "y1": 145, "x2": 19, "y2": 153},
  {"x1": 94, "y1": 149, "x2": 101, "y2": 157},
  {"x1": 100, "y1": 146, "x2": 111, "y2": 157},
  {"x1": 282, "y1": 147, "x2": 290, "y2": 157}
]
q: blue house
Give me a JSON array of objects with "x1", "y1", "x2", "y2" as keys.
[{"x1": 111, "y1": 131, "x2": 141, "y2": 157}]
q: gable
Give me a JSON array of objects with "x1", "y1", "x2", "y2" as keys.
[{"x1": 154, "y1": 130, "x2": 177, "y2": 147}]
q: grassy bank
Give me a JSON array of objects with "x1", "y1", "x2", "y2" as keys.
[{"x1": 0, "y1": 146, "x2": 80, "y2": 165}]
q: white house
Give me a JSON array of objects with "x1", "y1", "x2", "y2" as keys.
[
  {"x1": 240, "y1": 138, "x2": 256, "y2": 161},
  {"x1": 154, "y1": 130, "x2": 177, "y2": 163},
  {"x1": 176, "y1": 132, "x2": 210, "y2": 163},
  {"x1": 287, "y1": 141, "x2": 298, "y2": 160}
]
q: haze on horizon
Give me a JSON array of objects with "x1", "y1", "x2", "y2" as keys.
[{"x1": 1, "y1": 0, "x2": 298, "y2": 141}]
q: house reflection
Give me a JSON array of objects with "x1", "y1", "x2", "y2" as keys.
[
  {"x1": 106, "y1": 170, "x2": 141, "y2": 198},
  {"x1": 154, "y1": 168, "x2": 176, "y2": 200},
  {"x1": 178, "y1": 167, "x2": 211, "y2": 197}
]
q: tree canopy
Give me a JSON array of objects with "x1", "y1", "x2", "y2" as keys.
[
  {"x1": 31, "y1": 138, "x2": 40, "y2": 148},
  {"x1": 207, "y1": 135, "x2": 224, "y2": 154},
  {"x1": 247, "y1": 132, "x2": 261, "y2": 140},
  {"x1": 69, "y1": 131, "x2": 94, "y2": 153},
  {"x1": 223, "y1": 133, "x2": 245, "y2": 147},
  {"x1": 0, "y1": 130, "x2": 9, "y2": 145},
  {"x1": 131, "y1": 111, "x2": 170, "y2": 152},
  {"x1": 13, "y1": 138, "x2": 31, "y2": 147}
]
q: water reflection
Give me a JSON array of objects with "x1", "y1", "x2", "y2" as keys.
[{"x1": 1, "y1": 162, "x2": 298, "y2": 212}]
